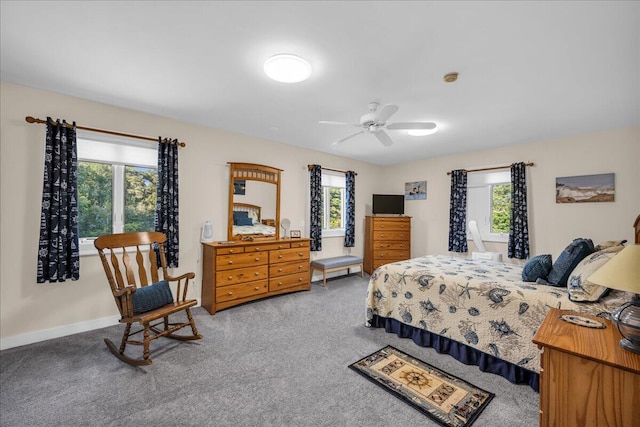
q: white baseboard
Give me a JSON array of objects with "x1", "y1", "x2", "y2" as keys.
[
  {"x1": 0, "y1": 315, "x2": 120, "y2": 351},
  {"x1": 0, "y1": 298, "x2": 202, "y2": 351}
]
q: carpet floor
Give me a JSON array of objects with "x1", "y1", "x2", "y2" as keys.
[{"x1": 0, "y1": 275, "x2": 539, "y2": 426}]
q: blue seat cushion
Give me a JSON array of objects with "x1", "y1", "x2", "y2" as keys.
[
  {"x1": 311, "y1": 255, "x2": 363, "y2": 269},
  {"x1": 131, "y1": 280, "x2": 174, "y2": 315},
  {"x1": 522, "y1": 254, "x2": 552, "y2": 282}
]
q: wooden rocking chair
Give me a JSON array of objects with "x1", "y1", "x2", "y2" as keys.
[{"x1": 95, "y1": 231, "x2": 202, "y2": 366}]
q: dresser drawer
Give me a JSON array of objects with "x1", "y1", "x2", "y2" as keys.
[
  {"x1": 372, "y1": 220, "x2": 411, "y2": 231},
  {"x1": 270, "y1": 247, "x2": 310, "y2": 264},
  {"x1": 372, "y1": 241, "x2": 409, "y2": 250},
  {"x1": 373, "y1": 250, "x2": 410, "y2": 260},
  {"x1": 216, "y1": 246, "x2": 244, "y2": 255},
  {"x1": 270, "y1": 260, "x2": 309, "y2": 277},
  {"x1": 216, "y1": 265, "x2": 269, "y2": 286},
  {"x1": 244, "y1": 242, "x2": 290, "y2": 252},
  {"x1": 373, "y1": 231, "x2": 410, "y2": 241},
  {"x1": 269, "y1": 271, "x2": 309, "y2": 291},
  {"x1": 290, "y1": 240, "x2": 310, "y2": 248},
  {"x1": 216, "y1": 251, "x2": 268, "y2": 271},
  {"x1": 216, "y1": 279, "x2": 268, "y2": 303}
]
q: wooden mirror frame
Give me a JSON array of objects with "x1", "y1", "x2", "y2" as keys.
[{"x1": 227, "y1": 162, "x2": 282, "y2": 241}]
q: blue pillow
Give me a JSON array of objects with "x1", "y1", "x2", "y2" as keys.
[
  {"x1": 547, "y1": 238, "x2": 594, "y2": 287},
  {"x1": 131, "y1": 280, "x2": 174, "y2": 315},
  {"x1": 234, "y1": 217, "x2": 253, "y2": 226},
  {"x1": 522, "y1": 254, "x2": 552, "y2": 282},
  {"x1": 233, "y1": 211, "x2": 249, "y2": 219}
]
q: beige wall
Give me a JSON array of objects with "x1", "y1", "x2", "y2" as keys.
[
  {"x1": 0, "y1": 82, "x2": 380, "y2": 347},
  {"x1": 380, "y1": 127, "x2": 640, "y2": 261},
  {"x1": 2, "y1": 81, "x2": 639, "y2": 347}
]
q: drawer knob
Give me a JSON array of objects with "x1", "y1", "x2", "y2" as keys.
[
  {"x1": 278, "y1": 255, "x2": 283, "y2": 258},
  {"x1": 227, "y1": 292, "x2": 233, "y2": 296},
  {"x1": 228, "y1": 276, "x2": 233, "y2": 280},
  {"x1": 228, "y1": 261, "x2": 233, "y2": 265},
  {"x1": 255, "y1": 247, "x2": 260, "y2": 251},
  {"x1": 278, "y1": 245, "x2": 284, "y2": 249},
  {"x1": 255, "y1": 287, "x2": 260, "y2": 290},
  {"x1": 298, "y1": 278, "x2": 303, "y2": 281},
  {"x1": 298, "y1": 265, "x2": 302, "y2": 269},
  {"x1": 278, "y1": 268, "x2": 283, "y2": 272},
  {"x1": 229, "y1": 249, "x2": 235, "y2": 253},
  {"x1": 278, "y1": 282, "x2": 283, "y2": 285},
  {"x1": 298, "y1": 253, "x2": 303, "y2": 256},
  {"x1": 255, "y1": 257, "x2": 260, "y2": 261},
  {"x1": 255, "y1": 272, "x2": 260, "y2": 275}
]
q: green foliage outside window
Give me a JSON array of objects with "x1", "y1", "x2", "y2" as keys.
[
  {"x1": 77, "y1": 162, "x2": 157, "y2": 238},
  {"x1": 491, "y1": 183, "x2": 511, "y2": 233},
  {"x1": 328, "y1": 187, "x2": 343, "y2": 229},
  {"x1": 124, "y1": 166, "x2": 157, "y2": 232},
  {"x1": 78, "y1": 162, "x2": 113, "y2": 238}
]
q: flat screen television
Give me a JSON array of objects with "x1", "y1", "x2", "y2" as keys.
[{"x1": 372, "y1": 194, "x2": 405, "y2": 215}]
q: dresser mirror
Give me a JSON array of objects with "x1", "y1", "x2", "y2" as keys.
[{"x1": 227, "y1": 162, "x2": 282, "y2": 241}]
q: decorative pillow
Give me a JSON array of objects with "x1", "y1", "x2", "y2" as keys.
[
  {"x1": 568, "y1": 246, "x2": 625, "y2": 302},
  {"x1": 594, "y1": 240, "x2": 627, "y2": 251},
  {"x1": 547, "y1": 238, "x2": 594, "y2": 287},
  {"x1": 233, "y1": 211, "x2": 249, "y2": 219},
  {"x1": 521, "y1": 254, "x2": 553, "y2": 282},
  {"x1": 234, "y1": 217, "x2": 253, "y2": 226},
  {"x1": 131, "y1": 280, "x2": 174, "y2": 315}
]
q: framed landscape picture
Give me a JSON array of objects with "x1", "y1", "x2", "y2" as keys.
[
  {"x1": 405, "y1": 180, "x2": 427, "y2": 200},
  {"x1": 556, "y1": 173, "x2": 615, "y2": 203}
]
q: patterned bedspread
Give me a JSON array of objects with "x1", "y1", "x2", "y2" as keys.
[
  {"x1": 232, "y1": 223, "x2": 276, "y2": 236},
  {"x1": 365, "y1": 255, "x2": 628, "y2": 374}
]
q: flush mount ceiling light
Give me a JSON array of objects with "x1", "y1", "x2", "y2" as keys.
[
  {"x1": 408, "y1": 125, "x2": 438, "y2": 136},
  {"x1": 264, "y1": 54, "x2": 312, "y2": 83}
]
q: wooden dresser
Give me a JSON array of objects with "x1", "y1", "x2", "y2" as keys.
[
  {"x1": 201, "y1": 238, "x2": 311, "y2": 314},
  {"x1": 532, "y1": 308, "x2": 640, "y2": 427},
  {"x1": 363, "y1": 216, "x2": 411, "y2": 275}
]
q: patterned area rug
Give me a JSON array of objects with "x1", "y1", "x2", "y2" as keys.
[{"x1": 349, "y1": 346, "x2": 494, "y2": 427}]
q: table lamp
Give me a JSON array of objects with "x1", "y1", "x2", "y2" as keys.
[{"x1": 588, "y1": 244, "x2": 640, "y2": 354}]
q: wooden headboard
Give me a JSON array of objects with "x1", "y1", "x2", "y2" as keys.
[{"x1": 635, "y1": 214, "x2": 640, "y2": 244}]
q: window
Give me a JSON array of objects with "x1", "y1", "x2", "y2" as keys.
[
  {"x1": 76, "y1": 132, "x2": 157, "y2": 255},
  {"x1": 467, "y1": 170, "x2": 511, "y2": 242},
  {"x1": 321, "y1": 170, "x2": 345, "y2": 237}
]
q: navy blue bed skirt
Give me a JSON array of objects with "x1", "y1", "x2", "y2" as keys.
[{"x1": 368, "y1": 315, "x2": 539, "y2": 392}]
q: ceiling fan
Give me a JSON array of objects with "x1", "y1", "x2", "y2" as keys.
[{"x1": 319, "y1": 102, "x2": 437, "y2": 146}]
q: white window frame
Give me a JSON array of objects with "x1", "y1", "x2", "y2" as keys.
[
  {"x1": 321, "y1": 170, "x2": 346, "y2": 238},
  {"x1": 466, "y1": 170, "x2": 511, "y2": 243},
  {"x1": 76, "y1": 131, "x2": 157, "y2": 255}
]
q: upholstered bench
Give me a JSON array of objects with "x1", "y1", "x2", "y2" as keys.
[{"x1": 310, "y1": 255, "x2": 364, "y2": 287}]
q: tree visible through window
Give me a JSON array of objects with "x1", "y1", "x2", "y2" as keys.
[
  {"x1": 491, "y1": 183, "x2": 511, "y2": 233},
  {"x1": 320, "y1": 170, "x2": 345, "y2": 237},
  {"x1": 124, "y1": 166, "x2": 157, "y2": 232}
]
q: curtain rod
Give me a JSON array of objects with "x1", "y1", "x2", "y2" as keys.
[
  {"x1": 446, "y1": 162, "x2": 534, "y2": 175},
  {"x1": 25, "y1": 116, "x2": 187, "y2": 147},
  {"x1": 307, "y1": 164, "x2": 357, "y2": 175}
]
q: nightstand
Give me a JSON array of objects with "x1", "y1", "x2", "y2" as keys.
[{"x1": 532, "y1": 308, "x2": 640, "y2": 427}]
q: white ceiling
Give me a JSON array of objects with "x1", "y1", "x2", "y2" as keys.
[{"x1": 2, "y1": 1, "x2": 639, "y2": 165}]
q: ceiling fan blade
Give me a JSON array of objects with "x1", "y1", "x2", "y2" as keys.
[
  {"x1": 375, "y1": 130, "x2": 394, "y2": 146},
  {"x1": 332, "y1": 129, "x2": 365, "y2": 145},
  {"x1": 386, "y1": 122, "x2": 437, "y2": 130},
  {"x1": 319, "y1": 120, "x2": 361, "y2": 126},
  {"x1": 375, "y1": 104, "x2": 399, "y2": 123}
]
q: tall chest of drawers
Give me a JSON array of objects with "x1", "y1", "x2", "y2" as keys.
[
  {"x1": 201, "y1": 239, "x2": 310, "y2": 314},
  {"x1": 364, "y1": 216, "x2": 411, "y2": 275}
]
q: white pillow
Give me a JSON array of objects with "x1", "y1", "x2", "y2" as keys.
[{"x1": 567, "y1": 245, "x2": 624, "y2": 302}]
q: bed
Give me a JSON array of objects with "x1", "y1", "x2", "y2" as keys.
[
  {"x1": 365, "y1": 253, "x2": 631, "y2": 391},
  {"x1": 232, "y1": 203, "x2": 277, "y2": 239}
]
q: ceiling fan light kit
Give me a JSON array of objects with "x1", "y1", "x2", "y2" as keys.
[
  {"x1": 263, "y1": 54, "x2": 312, "y2": 83},
  {"x1": 320, "y1": 102, "x2": 437, "y2": 146}
]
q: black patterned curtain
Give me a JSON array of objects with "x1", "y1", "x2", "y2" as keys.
[
  {"x1": 344, "y1": 170, "x2": 356, "y2": 247},
  {"x1": 155, "y1": 138, "x2": 180, "y2": 267},
  {"x1": 309, "y1": 164, "x2": 322, "y2": 251},
  {"x1": 448, "y1": 169, "x2": 468, "y2": 253},
  {"x1": 508, "y1": 162, "x2": 530, "y2": 259},
  {"x1": 37, "y1": 118, "x2": 80, "y2": 283}
]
